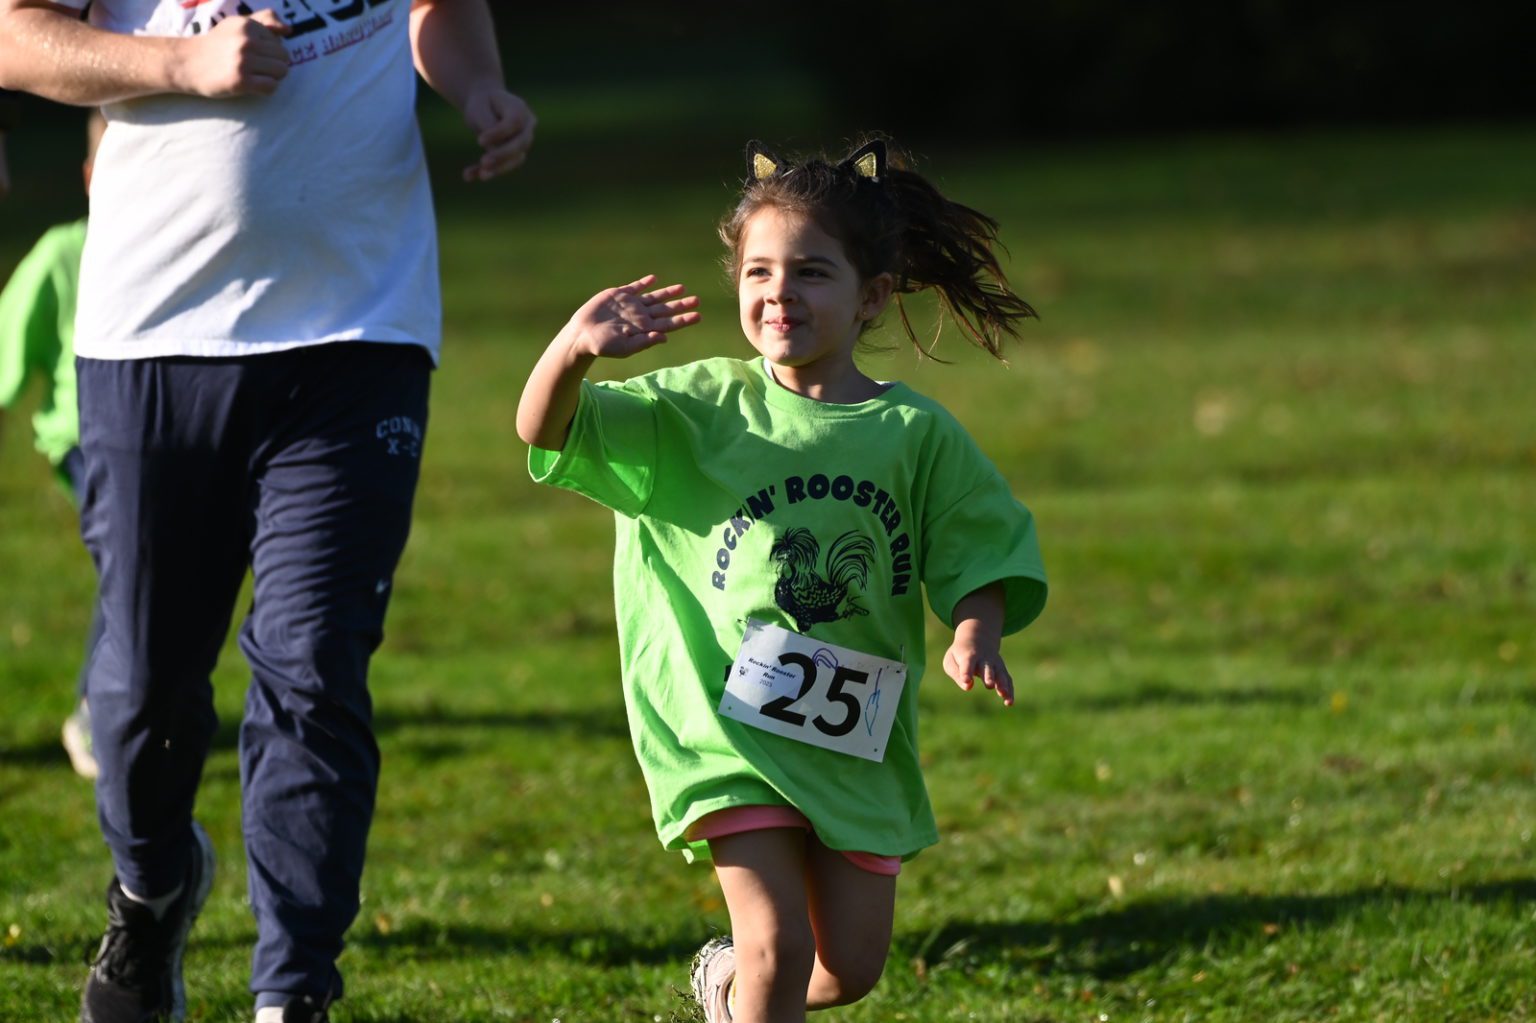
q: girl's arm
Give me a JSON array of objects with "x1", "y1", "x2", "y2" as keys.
[
  {"x1": 942, "y1": 581, "x2": 1015, "y2": 707},
  {"x1": 516, "y1": 275, "x2": 700, "y2": 451}
]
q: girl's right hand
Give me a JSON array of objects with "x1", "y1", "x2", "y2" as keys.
[
  {"x1": 564, "y1": 275, "x2": 701, "y2": 359},
  {"x1": 518, "y1": 276, "x2": 700, "y2": 450}
]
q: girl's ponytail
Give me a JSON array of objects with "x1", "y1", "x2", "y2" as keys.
[
  {"x1": 882, "y1": 162, "x2": 1037, "y2": 360},
  {"x1": 721, "y1": 137, "x2": 1037, "y2": 362}
]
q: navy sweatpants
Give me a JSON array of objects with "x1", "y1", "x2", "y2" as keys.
[
  {"x1": 76, "y1": 342, "x2": 431, "y2": 1002},
  {"x1": 59, "y1": 446, "x2": 105, "y2": 700}
]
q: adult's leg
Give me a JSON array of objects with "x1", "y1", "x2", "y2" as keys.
[
  {"x1": 238, "y1": 343, "x2": 430, "y2": 1006},
  {"x1": 59, "y1": 446, "x2": 104, "y2": 702},
  {"x1": 77, "y1": 597, "x2": 105, "y2": 700},
  {"x1": 709, "y1": 829, "x2": 817, "y2": 1023},
  {"x1": 803, "y1": 838, "x2": 896, "y2": 1008},
  {"x1": 77, "y1": 357, "x2": 254, "y2": 896}
]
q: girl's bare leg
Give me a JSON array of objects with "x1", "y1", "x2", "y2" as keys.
[
  {"x1": 710, "y1": 829, "x2": 816, "y2": 1023},
  {"x1": 804, "y1": 836, "x2": 897, "y2": 1008}
]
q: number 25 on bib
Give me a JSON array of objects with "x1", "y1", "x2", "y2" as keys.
[{"x1": 718, "y1": 619, "x2": 907, "y2": 763}]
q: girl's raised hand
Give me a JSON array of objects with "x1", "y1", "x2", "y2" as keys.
[
  {"x1": 518, "y1": 276, "x2": 700, "y2": 450},
  {"x1": 565, "y1": 275, "x2": 701, "y2": 359}
]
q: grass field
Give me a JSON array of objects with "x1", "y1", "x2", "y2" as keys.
[{"x1": 2, "y1": 108, "x2": 1534, "y2": 1021}]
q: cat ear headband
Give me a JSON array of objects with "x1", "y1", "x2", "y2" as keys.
[{"x1": 744, "y1": 139, "x2": 888, "y2": 186}]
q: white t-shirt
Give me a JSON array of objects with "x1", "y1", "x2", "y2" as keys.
[{"x1": 64, "y1": 0, "x2": 441, "y2": 361}]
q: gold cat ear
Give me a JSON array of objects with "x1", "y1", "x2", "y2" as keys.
[
  {"x1": 844, "y1": 140, "x2": 887, "y2": 181},
  {"x1": 746, "y1": 142, "x2": 782, "y2": 185}
]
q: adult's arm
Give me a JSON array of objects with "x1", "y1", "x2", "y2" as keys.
[
  {"x1": 409, "y1": 0, "x2": 535, "y2": 181},
  {"x1": 0, "y1": 0, "x2": 291, "y2": 106}
]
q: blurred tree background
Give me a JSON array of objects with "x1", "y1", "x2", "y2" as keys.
[
  {"x1": 498, "y1": 0, "x2": 1536, "y2": 137},
  {"x1": 4, "y1": 0, "x2": 1533, "y2": 189},
  {"x1": 798, "y1": 0, "x2": 1536, "y2": 135}
]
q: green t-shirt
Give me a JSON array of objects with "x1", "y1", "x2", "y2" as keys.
[
  {"x1": 530, "y1": 357, "x2": 1047, "y2": 861},
  {"x1": 0, "y1": 219, "x2": 85, "y2": 474}
]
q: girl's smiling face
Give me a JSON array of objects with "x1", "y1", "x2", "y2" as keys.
[{"x1": 736, "y1": 207, "x2": 892, "y2": 402}]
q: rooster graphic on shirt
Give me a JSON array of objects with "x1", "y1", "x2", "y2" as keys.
[{"x1": 769, "y1": 528, "x2": 877, "y2": 632}]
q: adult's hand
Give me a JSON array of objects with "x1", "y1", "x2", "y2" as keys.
[
  {"x1": 459, "y1": 86, "x2": 535, "y2": 182},
  {"x1": 171, "y1": 10, "x2": 291, "y2": 98},
  {"x1": 408, "y1": 1, "x2": 534, "y2": 181}
]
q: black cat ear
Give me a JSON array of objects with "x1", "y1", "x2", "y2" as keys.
[
  {"x1": 843, "y1": 139, "x2": 886, "y2": 181},
  {"x1": 745, "y1": 142, "x2": 782, "y2": 185}
]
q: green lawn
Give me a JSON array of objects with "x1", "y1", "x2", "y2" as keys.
[{"x1": 2, "y1": 115, "x2": 1533, "y2": 1021}]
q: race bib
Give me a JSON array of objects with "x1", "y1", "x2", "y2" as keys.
[{"x1": 718, "y1": 619, "x2": 907, "y2": 763}]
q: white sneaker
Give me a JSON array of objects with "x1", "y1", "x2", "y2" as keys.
[
  {"x1": 689, "y1": 935, "x2": 735, "y2": 1023},
  {"x1": 62, "y1": 698, "x2": 99, "y2": 779},
  {"x1": 255, "y1": 995, "x2": 328, "y2": 1022}
]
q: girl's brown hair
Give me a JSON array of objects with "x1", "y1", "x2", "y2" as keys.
[{"x1": 719, "y1": 137, "x2": 1037, "y2": 360}]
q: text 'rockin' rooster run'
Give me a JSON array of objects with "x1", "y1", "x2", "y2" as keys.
[{"x1": 707, "y1": 472, "x2": 916, "y2": 611}]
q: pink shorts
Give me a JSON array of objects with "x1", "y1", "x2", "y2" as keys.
[{"x1": 686, "y1": 805, "x2": 902, "y2": 877}]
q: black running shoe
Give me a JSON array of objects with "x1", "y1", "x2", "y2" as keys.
[{"x1": 81, "y1": 822, "x2": 215, "y2": 1023}]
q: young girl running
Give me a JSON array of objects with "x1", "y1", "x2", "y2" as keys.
[{"x1": 517, "y1": 138, "x2": 1047, "y2": 1023}]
